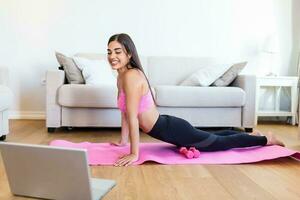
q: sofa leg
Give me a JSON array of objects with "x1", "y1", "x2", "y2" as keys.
[
  {"x1": 244, "y1": 128, "x2": 253, "y2": 133},
  {"x1": 0, "y1": 135, "x2": 6, "y2": 141},
  {"x1": 48, "y1": 128, "x2": 56, "y2": 133},
  {"x1": 66, "y1": 127, "x2": 73, "y2": 131}
]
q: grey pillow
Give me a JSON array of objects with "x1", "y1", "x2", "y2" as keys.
[
  {"x1": 55, "y1": 52, "x2": 85, "y2": 84},
  {"x1": 211, "y1": 62, "x2": 247, "y2": 86}
]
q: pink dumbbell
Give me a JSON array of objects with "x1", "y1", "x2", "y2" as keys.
[
  {"x1": 189, "y1": 147, "x2": 200, "y2": 158},
  {"x1": 179, "y1": 147, "x2": 194, "y2": 159}
]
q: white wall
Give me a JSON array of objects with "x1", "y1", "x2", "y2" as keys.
[
  {"x1": 291, "y1": 0, "x2": 300, "y2": 74},
  {"x1": 0, "y1": 0, "x2": 297, "y2": 119}
]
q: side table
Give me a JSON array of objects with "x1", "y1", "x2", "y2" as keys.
[{"x1": 255, "y1": 76, "x2": 298, "y2": 125}]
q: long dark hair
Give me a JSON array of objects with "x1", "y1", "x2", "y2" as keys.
[{"x1": 108, "y1": 33, "x2": 156, "y2": 104}]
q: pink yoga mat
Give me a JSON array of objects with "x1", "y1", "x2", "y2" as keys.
[{"x1": 49, "y1": 140, "x2": 300, "y2": 166}]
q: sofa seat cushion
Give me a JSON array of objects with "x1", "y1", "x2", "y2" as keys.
[
  {"x1": 58, "y1": 84, "x2": 118, "y2": 108},
  {"x1": 0, "y1": 86, "x2": 13, "y2": 111},
  {"x1": 154, "y1": 86, "x2": 245, "y2": 107}
]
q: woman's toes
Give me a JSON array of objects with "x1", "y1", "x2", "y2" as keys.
[{"x1": 265, "y1": 132, "x2": 285, "y2": 147}]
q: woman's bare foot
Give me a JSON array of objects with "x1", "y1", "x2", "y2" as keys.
[{"x1": 265, "y1": 131, "x2": 285, "y2": 147}]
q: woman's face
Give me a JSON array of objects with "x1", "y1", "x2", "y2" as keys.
[{"x1": 107, "y1": 41, "x2": 131, "y2": 70}]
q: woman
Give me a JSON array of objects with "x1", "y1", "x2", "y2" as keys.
[{"x1": 107, "y1": 33, "x2": 284, "y2": 167}]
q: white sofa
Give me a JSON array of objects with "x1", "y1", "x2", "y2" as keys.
[
  {"x1": 0, "y1": 67, "x2": 13, "y2": 141},
  {"x1": 46, "y1": 53, "x2": 256, "y2": 133}
]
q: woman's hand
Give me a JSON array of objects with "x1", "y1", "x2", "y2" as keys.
[
  {"x1": 114, "y1": 153, "x2": 138, "y2": 167},
  {"x1": 110, "y1": 140, "x2": 127, "y2": 147}
]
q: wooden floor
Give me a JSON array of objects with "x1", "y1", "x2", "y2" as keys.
[{"x1": 1, "y1": 120, "x2": 300, "y2": 200}]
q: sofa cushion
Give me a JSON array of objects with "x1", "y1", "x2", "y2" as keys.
[
  {"x1": 72, "y1": 56, "x2": 116, "y2": 86},
  {"x1": 179, "y1": 63, "x2": 232, "y2": 86},
  {"x1": 211, "y1": 62, "x2": 247, "y2": 86},
  {"x1": 58, "y1": 84, "x2": 118, "y2": 108},
  {"x1": 0, "y1": 86, "x2": 13, "y2": 111},
  {"x1": 154, "y1": 86, "x2": 245, "y2": 107},
  {"x1": 55, "y1": 52, "x2": 85, "y2": 84}
]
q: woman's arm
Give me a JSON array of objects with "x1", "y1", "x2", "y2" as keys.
[
  {"x1": 111, "y1": 112, "x2": 129, "y2": 146},
  {"x1": 111, "y1": 78, "x2": 129, "y2": 146},
  {"x1": 114, "y1": 71, "x2": 142, "y2": 166},
  {"x1": 121, "y1": 112, "x2": 129, "y2": 143}
]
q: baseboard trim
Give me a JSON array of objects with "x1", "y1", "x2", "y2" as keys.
[{"x1": 9, "y1": 111, "x2": 45, "y2": 120}]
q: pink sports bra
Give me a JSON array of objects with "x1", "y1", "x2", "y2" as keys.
[{"x1": 117, "y1": 90, "x2": 154, "y2": 114}]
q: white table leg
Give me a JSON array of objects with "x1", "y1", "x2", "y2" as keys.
[
  {"x1": 275, "y1": 86, "x2": 281, "y2": 112},
  {"x1": 255, "y1": 83, "x2": 260, "y2": 126},
  {"x1": 291, "y1": 85, "x2": 298, "y2": 125}
]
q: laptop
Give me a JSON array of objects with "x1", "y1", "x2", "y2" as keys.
[{"x1": 0, "y1": 142, "x2": 116, "y2": 200}]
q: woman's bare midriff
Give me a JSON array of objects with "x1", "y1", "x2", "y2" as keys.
[{"x1": 138, "y1": 106, "x2": 160, "y2": 133}]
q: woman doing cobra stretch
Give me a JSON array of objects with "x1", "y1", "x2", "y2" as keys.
[{"x1": 107, "y1": 33, "x2": 284, "y2": 167}]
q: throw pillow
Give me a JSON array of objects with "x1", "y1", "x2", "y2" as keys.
[
  {"x1": 179, "y1": 63, "x2": 232, "y2": 86},
  {"x1": 72, "y1": 56, "x2": 116, "y2": 86},
  {"x1": 55, "y1": 52, "x2": 85, "y2": 84},
  {"x1": 211, "y1": 62, "x2": 247, "y2": 86}
]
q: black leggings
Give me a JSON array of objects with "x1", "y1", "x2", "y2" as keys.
[{"x1": 147, "y1": 115, "x2": 267, "y2": 152}]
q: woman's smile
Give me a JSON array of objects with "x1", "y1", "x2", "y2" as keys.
[{"x1": 110, "y1": 59, "x2": 119, "y2": 66}]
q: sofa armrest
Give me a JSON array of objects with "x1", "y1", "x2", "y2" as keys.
[
  {"x1": 231, "y1": 75, "x2": 257, "y2": 128},
  {"x1": 0, "y1": 67, "x2": 9, "y2": 86},
  {"x1": 46, "y1": 70, "x2": 65, "y2": 128}
]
